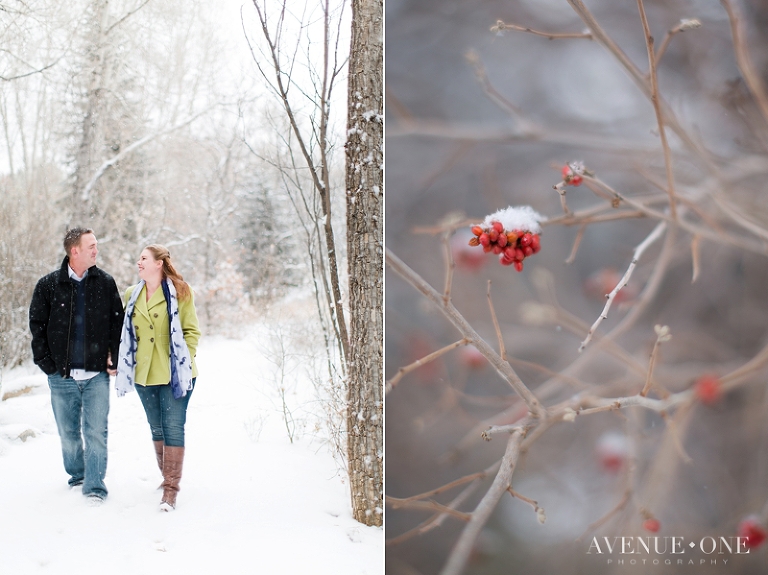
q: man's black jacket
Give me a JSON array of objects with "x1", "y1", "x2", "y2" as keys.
[{"x1": 29, "y1": 257, "x2": 124, "y2": 377}]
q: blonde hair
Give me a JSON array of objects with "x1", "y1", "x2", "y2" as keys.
[{"x1": 144, "y1": 244, "x2": 191, "y2": 301}]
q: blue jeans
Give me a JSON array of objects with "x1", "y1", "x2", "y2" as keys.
[
  {"x1": 47, "y1": 372, "x2": 109, "y2": 498},
  {"x1": 135, "y1": 379, "x2": 195, "y2": 447}
]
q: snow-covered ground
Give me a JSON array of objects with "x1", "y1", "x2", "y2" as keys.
[{"x1": 0, "y1": 326, "x2": 382, "y2": 574}]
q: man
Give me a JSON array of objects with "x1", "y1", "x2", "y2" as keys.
[{"x1": 29, "y1": 227, "x2": 124, "y2": 504}]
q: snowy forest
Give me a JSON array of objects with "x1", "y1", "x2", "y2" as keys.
[
  {"x1": 0, "y1": 0, "x2": 335, "y2": 366},
  {"x1": 0, "y1": 0, "x2": 382, "y2": 569},
  {"x1": 386, "y1": 0, "x2": 768, "y2": 574}
]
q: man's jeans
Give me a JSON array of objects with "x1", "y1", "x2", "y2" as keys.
[
  {"x1": 135, "y1": 379, "x2": 195, "y2": 447},
  {"x1": 47, "y1": 372, "x2": 109, "y2": 498}
]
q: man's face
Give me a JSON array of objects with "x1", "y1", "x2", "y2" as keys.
[{"x1": 71, "y1": 233, "x2": 98, "y2": 269}]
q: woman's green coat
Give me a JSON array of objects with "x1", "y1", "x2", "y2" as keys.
[{"x1": 123, "y1": 284, "x2": 201, "y2": 386}]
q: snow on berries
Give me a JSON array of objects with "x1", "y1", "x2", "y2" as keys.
[
  {"x1": 468, "y1": 206, "x2": 543, "y2": 272},
  {"x1": 561, "y1": 160, "x2": 586, "y2": 186},
  {"x1": 738, "y1": 516, "x2": 768, "y2": 549},
  {"x1": 595, "y1": 432, "x2": 628, "y2": 474}
]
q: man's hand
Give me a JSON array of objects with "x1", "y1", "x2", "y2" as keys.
[{"x1": 107, "y1": 352, "x2": 117, "y2": 376}]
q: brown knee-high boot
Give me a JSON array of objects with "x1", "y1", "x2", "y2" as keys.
[
  {"x1": 160, "y1": 446, "x2": 184, "y2": 511},
  {"x1": 153, "y1": 441, "x2": 165, "y2": 489},
  {"x1": 153, "y1": 440, "x2": 164, "y2": 471}
]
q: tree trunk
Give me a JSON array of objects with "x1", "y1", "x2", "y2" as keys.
[
  {"x1": 72, "y1": 0, "x2": 110, "y2": 221},
  {"x1": 344, "y1": 0, "x2": 383, "y2": 527}
]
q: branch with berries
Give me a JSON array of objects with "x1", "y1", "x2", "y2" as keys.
[
  {"x1": 386, "y1": 243, "x2": 768, "y2": 571},
  {"x1": 386, "y1": 1, "x2": 768, "y2": 573},
  {"x1": 467, "y1": 206, "x2": 543, "y2": 271}
]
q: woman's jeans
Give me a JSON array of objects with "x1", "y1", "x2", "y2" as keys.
[
  {"x1": 47, "y1": 372, "x2": 109, "y2": 499},
  {"x1": 135, "y1": 379, "x2": 195, "y2": 447}
]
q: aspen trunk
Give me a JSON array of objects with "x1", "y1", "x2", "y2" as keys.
[{"x1": 344, "y1": 0, "x2": 383, "y2": 527}]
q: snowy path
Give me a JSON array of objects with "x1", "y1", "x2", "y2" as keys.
[{"x1": 0, "y1": 335, "x2": 381, "y2": 575}]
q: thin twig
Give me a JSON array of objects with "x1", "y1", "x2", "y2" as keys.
[
  {"x1": 635, "y1": 168, "x2": 723, "y2": 231},
  {"x1": 386, "y1": 339, "x2": 468, "y2": 394},
  {"x1": 386, "y1": 497, "x2": 472, "y2": 522},
  {"x1": 565, "y1": 225, "x2": 586, "y2": 264},
  {"x1": 487, "y1": 281, "x2": 506, "y2": 360},
  {"x1": 565, "y1": 0, "x2": 708, "y2": 160},
  {"x1": 491, "y1": 19, "x2": 593, "y2": 41},
  {"x1": 583, "y1": 175, "x2": 768, "y2": 255},
  {"x1": 637, "y1": 404, "x2": 695, "y2": 514},
  {"x1": 554, "y1": 183, "x2": 571, "y2": 215},
  {"x1": 386, "y1": 249, "x2": 545, "y2": 418},
  {"x1": 507, "y1": 356, "x2": 591, "y2": 390},
  {"x1": 581, "y1": 175, "x2": 766, "y2": 255},
  {"x1": 721, "y1": 0, "x2": 768, "y2": 126},
  {"x1": 507, "y1": 488, "x2": 537, "y2": 509},
  {"x1": 577, "y1": 490, "x2": 631, "y2": 541},
  {"x1": 636, "y1": 0, "x2": 678, "y2": 220},
  {"x1": 387, "y1": 119, "x2": 666, "y2": 153},
  {"x1": 709, "y1": 192, "x2": 768, "y2": 244},
  {"x1": 721, "y1": 341, "x2": 768, "y2": 390},
  {"x1": 546, "y1": 306, "x2": 661, "y2": 380},
  {"x1": 395, "y1": 469, "x2": 495, "y2": 504},
  {"x1": 563, "y1": 387, "x2": 692, "y2": 417},
  {"x1": 579, "y1": 221, "x2": 668, "y2": 352},
  {"x1": 690, "y1": 235, "x2": 701, "y2": 283},
  {"x1": 571, "y1": 402, "x2": 623, "y2": 418},
  {"x1": 547, "y1": 211, "x2": 647, "y2": 229},
  {"x1": 80, "y1": 109, "x2": 211, "y2": 201},
  {"x1": 0, "y1": 53, "x2": 63, "y2": 81},
  {"x1": 654, "y1": 19, "x2": 702, "y2": 65},
  {"x1": 452, "y1": 391, "x2": 517, "y2": 409},
  {"x1": 662, "y1": 412, "x2": 693, "y2": 464},
  {"x1": 640, "y1": 325, "x2": 671, "y2": 397},
  {"x1": 386, "y1": 474, "x2": 491, "y2": 546},
  {"x1": 465, "y1": 50, "x2": 536, "y2": 133},
  {"x1": 508, "y1": 488, "x2": 546, "y2": 523},
  {"x1": 443, "y1": 232, "x2": 455, "y2": 305},
  {"x1": 105, "y1": 0, "x2": 151, "y2": 35}
]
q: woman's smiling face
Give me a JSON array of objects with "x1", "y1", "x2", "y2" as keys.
[{"x1": 137, "y1": 249, "x2": 163, "y2": 282}]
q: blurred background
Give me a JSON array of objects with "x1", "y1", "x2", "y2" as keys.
[{"x1": 385, "y1": 0, "x2": 768, "y2": 573}]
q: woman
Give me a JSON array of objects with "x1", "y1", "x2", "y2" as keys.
[{"x1": 116, "y1": 245, "x2": 201, "y2": 511}]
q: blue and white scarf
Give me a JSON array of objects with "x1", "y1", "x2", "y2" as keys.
[{"x1": 115, "y1": 279, "x2": 194, "y2": 399}]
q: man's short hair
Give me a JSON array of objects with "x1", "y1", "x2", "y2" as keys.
[{"x1": 63, "y1": 227, "x2": 94, "y2": 256}]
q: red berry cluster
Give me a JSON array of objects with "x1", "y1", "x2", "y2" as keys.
[
  {"x1": 468, "y1": 221, "x2": 541, "y2": 272},
  {"x1": 561, "y1": 163, "x2": 583, "y2": 186}
]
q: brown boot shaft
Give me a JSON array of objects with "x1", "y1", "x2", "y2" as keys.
[
  {"x1": 153, "y1": 440, "x2": 164, "y2": 472},
  {"x1": 160, "y1": 446, "x2": 184, "y2": 510}
]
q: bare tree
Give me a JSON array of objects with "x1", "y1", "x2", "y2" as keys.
[
  {"x1": 345, "y1": 0, "x2": 383, "y2": 527},
  {"x1": 246, "y1": 0, "x2": 350, "y2": 370},
  {"x1": 244, "y1": 0, "x2": 350, "y2": 455},
  {"x1": 245, "y1": 0, "x2": 385, "y2": 527},
  {"x1": 0, "y1": 0, "x2": 266, "y2": 371}
]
